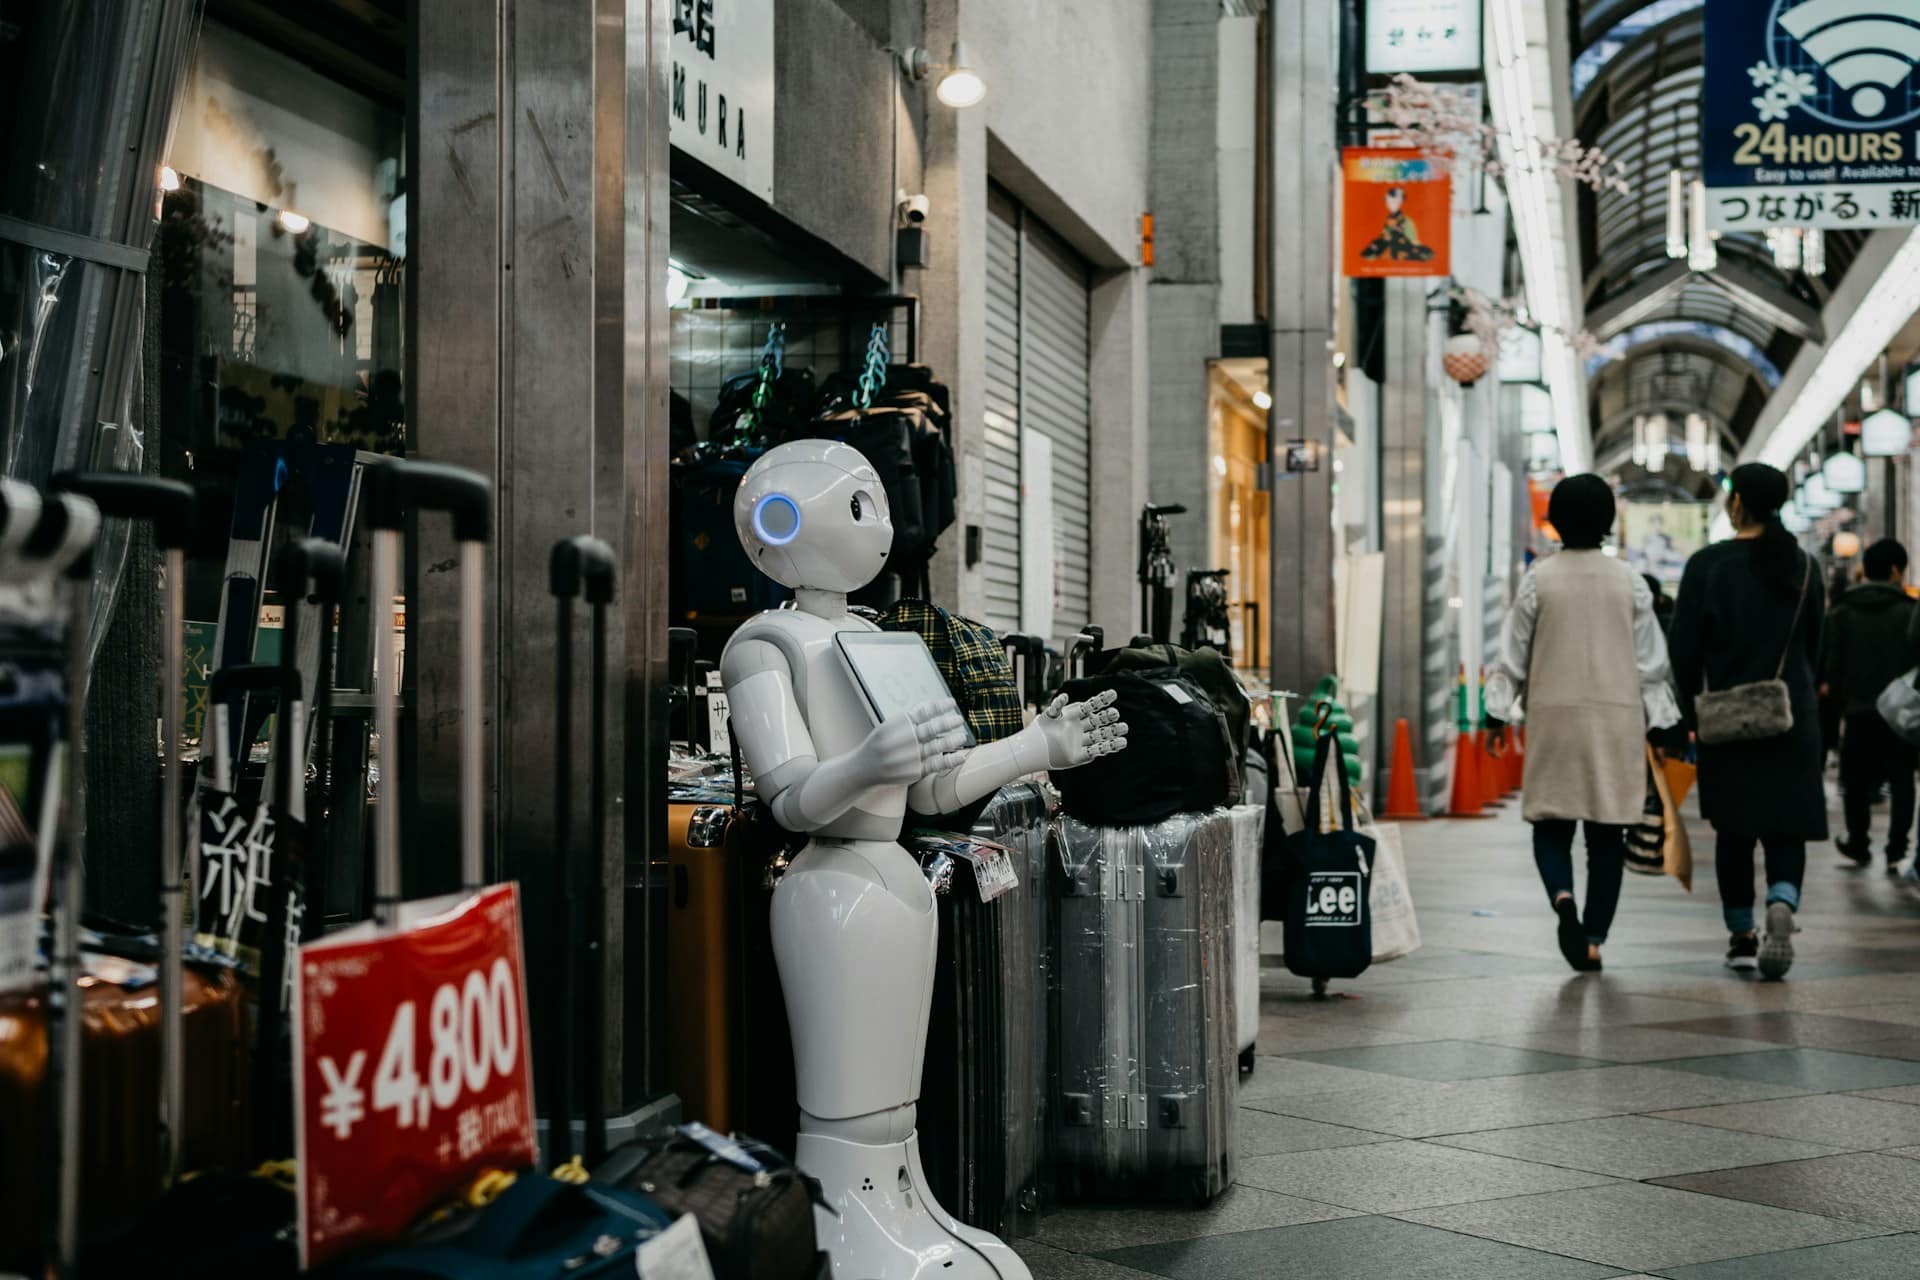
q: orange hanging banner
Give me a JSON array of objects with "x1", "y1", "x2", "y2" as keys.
[{"x1": 1341, "y1": 147, "x2": 1451, "y2": 279}]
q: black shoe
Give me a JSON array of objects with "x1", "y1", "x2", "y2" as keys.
[
  {"x1": 1759, "y1": 902, "x2": 1796, "y2": 980},
  {"x1": 1838, "y1": 840, "x2": 1871, "y2": 868},
  {"x1": 1726, "y1": 933, "x2": 1759, "y2": 971},
  {"x1": 1555, "y1": 898, "x2": 1587, "y2": 971}
]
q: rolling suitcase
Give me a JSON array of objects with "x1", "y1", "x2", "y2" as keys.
[
  {"x1": 0, "y1": 478, "x2": 253, "y2": 1276},
  {"x1": 1050, "y1": 808, "x2": 1238, "y2": 1205},
  {"x1": 1228, "y1": 803, "x2": 1266, "y2": 1073}
]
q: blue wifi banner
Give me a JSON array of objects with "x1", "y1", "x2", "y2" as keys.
[{"x1": 1703, "y1": 0, "x2": 1920, "y2": 230}]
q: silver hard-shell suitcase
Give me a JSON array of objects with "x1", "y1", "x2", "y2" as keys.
[{"x1": 1050, "y1": 809, "x2": 1237, "y2": 1204}]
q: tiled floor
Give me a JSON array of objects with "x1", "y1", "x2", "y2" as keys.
[{"x1": 1014, "y1": 795, "x2": 1920, "y2": 1278}]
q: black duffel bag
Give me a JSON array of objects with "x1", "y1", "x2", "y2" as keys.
[
  {"x1": 1090, "y1": 642, "x2": 1252, "y2": 800},
  {"x1": 1053, "y1": 669, "x2": 1235, "y2": 826},
  {"x1": 595, "y1": 1125, "x2": 824, "y2": 1280}
]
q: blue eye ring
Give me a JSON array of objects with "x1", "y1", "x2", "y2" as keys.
[{"x1": 752, "y1": 492, "x2": 802, "y2": 546}]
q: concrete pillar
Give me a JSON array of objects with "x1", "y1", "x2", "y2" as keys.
[
  {"x1": 1378, "y1": 280, "x2": 1434, "y2": 805},
  {"x1": 1266, "y1": 0, "x2": 1338, "y2": 696}
]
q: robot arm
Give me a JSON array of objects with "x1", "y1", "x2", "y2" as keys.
[
  {"x1": 907, "y1": 690, "x2": 1127, "y2": 816},
  {"x1": 726, "y1": 638, "x2": 971, "y2": 832}
]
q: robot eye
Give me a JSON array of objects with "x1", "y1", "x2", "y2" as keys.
[
  {"x1": 850, "y1": 493, "x2": 863, "y2": 521},
  {"x1": 751, "y1": 492, "x2": 802, "y2": 546}
]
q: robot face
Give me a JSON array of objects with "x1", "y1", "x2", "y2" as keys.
[{"x1": 734, "y1": 440, "x2": 894, "y2": 593}]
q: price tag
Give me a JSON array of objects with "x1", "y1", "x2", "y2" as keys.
[
  {"x1": 293, "y1": 883, "x2": 538, "y2": 1270},
  {"x1": 635, "y1": 1211, "x2": 716, "y2": 1280},
  {"x1": 909, "y1": 830, "x2": 1020, "y2": 903}
]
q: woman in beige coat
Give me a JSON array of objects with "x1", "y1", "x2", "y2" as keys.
[{"x1": 1485, "y1": 474, "x2": 1681, "y2": 972}]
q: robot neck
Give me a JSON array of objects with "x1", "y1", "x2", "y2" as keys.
[{"x1": 794, "y1": 587, "x2": 850, "y2": 619}]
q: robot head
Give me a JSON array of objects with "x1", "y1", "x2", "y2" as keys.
[{"x1": 734, "y1": 440, "x2": 893, "y2": 593}]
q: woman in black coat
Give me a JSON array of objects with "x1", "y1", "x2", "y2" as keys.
[{"x1": 1669, "y1": 463, "x2": 1825, "y2": 979}]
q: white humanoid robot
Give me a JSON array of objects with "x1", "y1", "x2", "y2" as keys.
[{"x1": 720, "y1": 440, "x2": 1127, "y2": 1280}]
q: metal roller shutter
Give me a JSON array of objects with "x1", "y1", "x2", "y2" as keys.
[
  {"x1": 1017, "y1": 215, "x2": 1093, "y2": 646},
  {"x1": 979, "y1": 184, "x2": 1093, "y2": 648},
  {"x1": 981, "y1": 187, "x2": 1024, "y2": 636}
]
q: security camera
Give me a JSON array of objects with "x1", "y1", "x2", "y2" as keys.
[{"x1": 900, "y1": 193, "x2": 931, "y2": 225}]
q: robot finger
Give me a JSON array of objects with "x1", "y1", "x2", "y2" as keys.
[
  {"x1": 1086, "y1": 688, "x2": 1119, "y2": 711},
  {"x1": 1096, "y1": 707, "x2": 1121, "y2": 726},
  {"x1": 1042, "y1": 693, "x2": 1070, "y2": 719},
  {"x1": 933, "y1": 747, "x2": 971, "y2": 771}
]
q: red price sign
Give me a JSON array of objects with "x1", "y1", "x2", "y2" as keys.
[{"x1": 294, "y1": 883, "x2": 537, "y2": 1269}]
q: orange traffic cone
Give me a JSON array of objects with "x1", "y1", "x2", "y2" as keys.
[
  {"x1": 1447, "y1": 730, "x2": 1486, "y2": 818},
  {"x1": 1383, "y1": 718, "x2": 1425, "y2": 820}
]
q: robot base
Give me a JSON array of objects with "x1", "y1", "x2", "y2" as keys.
[{"x1": 799, "y1": 1129, "x2": 1033, "y2": 1280}]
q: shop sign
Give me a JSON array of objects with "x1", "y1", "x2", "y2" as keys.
[
  {"x1": 1364, "y1": 0, "x2": 1483, "y2": 76},
  {"x1": 1341, "y1": 148, "x2": 1452, "y2": 278},
  {"x1": 671, "y1": 0, "x2": 775, "y2": 201},
  {"x1": 294, "y1": 884, "x2": 537, "y2": 1270},
  {"x1": 1703, "y1": 0, "x2": 1920, "y2": 231}
]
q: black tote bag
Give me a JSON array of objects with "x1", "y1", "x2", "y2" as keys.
[{"x1": 1283, "y1": 733, "x2": 1375, "y2": 981}]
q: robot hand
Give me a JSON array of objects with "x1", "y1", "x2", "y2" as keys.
[
  {"x1": 855, "y1": 698, "x2": 972, "y2": 786},
  {"x1": 1031, "y1": 689, "x2": 1128, "y2": 771}
]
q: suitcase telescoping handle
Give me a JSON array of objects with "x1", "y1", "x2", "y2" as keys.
[
  {"x1": 364, "y1": 460, "x2": 492, "y2": 919},
  {"x1": 20, "y1": 490, "x2": 102, "y2": 1280},
  {"x1": 1001, "y1": 633, "x2": 1043, "y2": 714},
  {"x1": 549, "y1": 535, "x2": 615, "y2": 1168},
  {"x1": 51, "y1": 472, "x2": 195, "y2": 1192}
]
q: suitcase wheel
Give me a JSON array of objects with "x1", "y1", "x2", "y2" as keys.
[
  {"x1": 1312, "y1": 976, "x2": 1329, "y2": 1000},
  {"x1": 1238, "y1": 1046, "x2": 1256, "y2": 1076}
]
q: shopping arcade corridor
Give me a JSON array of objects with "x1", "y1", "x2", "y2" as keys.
[{"x1": 1017, "y1": 797, "x2": 1920, "y2": 1278}]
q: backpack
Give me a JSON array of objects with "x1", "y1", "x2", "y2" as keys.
[
  {"x1": 1053, "y1": 669, "x2": 1235, "y2": 826},
  {"x1": 1283, "y1": 733, "x2": 1374, "y2": 982},
  {"x1": 1091, "y1": 642, "x2": 1251, "y2": 801},
  {"x1": 876, "y1": 600, "x2": 1024, "y2": 746}
]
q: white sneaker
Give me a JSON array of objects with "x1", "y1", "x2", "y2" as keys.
[{"x1": 1758, "y1": 901, "x2": 1796, "y2": 980}]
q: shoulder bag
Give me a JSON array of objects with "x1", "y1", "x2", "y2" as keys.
[{"x1": 1693, "y1": 554, "x2": 1812, "y2": 745}]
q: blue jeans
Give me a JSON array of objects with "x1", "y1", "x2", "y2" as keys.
[{"x1": 1532, "y1": 820, "x2": 1627, "y2": 945}]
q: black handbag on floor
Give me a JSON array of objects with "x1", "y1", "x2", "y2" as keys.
[
  {"x1": 1282, "y1": 733, "x2": 1374, "y2": 981},
  {"x1": 595, "y1": 1125, "x2": 823, "y2": 1280}
]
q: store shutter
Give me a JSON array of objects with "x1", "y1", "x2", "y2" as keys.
[
  {"x1": 1018, "y1": 214, "x2": 1093, "y2": 647},
  {"x1": 981, "y1": 187, "x2": 1024, "y2": 636}
]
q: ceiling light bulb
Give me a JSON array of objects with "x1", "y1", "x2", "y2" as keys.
[
  {"x1": 1252, "y1": 389, "x2": 1273, "y2": 411},
  {"x1": 159, "y1": 165, "x2": 181, "y2": 192},
  {"x1": 1802, "y1": 226, "x2": 1826, "y2": 279},
  {"x1": 1687, "y1": 179, "x2": 1717, "y2": 272},
  {"x1": 935, "y1": 42, "x2": 986, "y2": 108},
  {"x1": 1862, "y1": 407, "x2": 1910, "y2": 457},
  {"x1": 277, "y1": 210, "x2": 310, "y2": 234},
  {"x1": 1665, "y1": 171, "x2": 1687, "y2": 259}
]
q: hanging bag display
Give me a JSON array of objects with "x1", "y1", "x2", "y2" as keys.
[
  {"x1": 1693, "y1": 555, "x2": 1812, "y2": 745},
  {"x1": 1282, "y1": 731, "x2": 1374, "y2": 984}
]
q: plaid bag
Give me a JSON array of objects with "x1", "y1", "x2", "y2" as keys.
[{"x1": 878, "y1": 599, "x2": 1024, "y2": 744}]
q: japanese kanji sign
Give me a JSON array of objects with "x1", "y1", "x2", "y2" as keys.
[
  {"x1": 1703, "y1": 0, "x2": 1920, "y2": 232},
  {"x1": 670, "y1": 0, "x2": 774, "y2": 200},
  {"x1": 1364, "y1": 0, "x2": 1483, "y2": 76},
  {"x1": 1342, "y1": 148, "x2": 1453, "y2": 278},
  {"x1": 294, "y1": 884, "x2": 536, "y2": 1270}
]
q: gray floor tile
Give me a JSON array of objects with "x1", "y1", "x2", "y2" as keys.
[
  {"x1": 1394, "y1": 1181, "x2": 1879, "y2": 1271},
  {"x1": 1432, "y1": 1114, "x2": 1843, "y2": 1180},
  {"x1": 1653, "y1": 1152, "x2": 1920, "y2": 1231},
  {"x1": 1468, "y1": 1026, "x2": 1784, "y2": 1064},
  {"x1": 1096, "y1": 1214, "x2": 1623, "y2": 1280},
  {"x1": 1252, "y1": 1064, "x2": 1812, "y2": 1138},
  {"x1": 1011, "y1": 1241, "x2": 1161, "y2": 1280},
  {"x1": 1651, "y1": 1093, "x2": 1920, "y2": 1151},
  {"x1": 1830, "y1": 1001, "x2": 1920, "y2": 1029},
  {"x1": 1255, "y1": 1018, "x2": 1426, "y2": 1055},
  {"x1": 1236, "y1": 1107, "x2": 1392, "y2": 1157},
  {"x1": 1282, "y1": 1039, "x2": 1607, "y2": 1082},
  {"x1": 1237, "y1": 1056, "x2": 1416, "y2": 1101},
  {"x1": 1659, "y1": 1235, "x2": 1920, "y2": 1280},
  {"x1": 1235, "y1": 1138, "x2": 1614, "y2": 1212},
  {"x1": 1030, "y1": 1185, "x2": 1354, "y2": 1253},
  {"x1": 1854, "y1": 1084, "x2": 1920, "y2": 1105},
  {"x1": 1844, "y1": 1036, "x2": 1920, "y2": 1063},
  {"x1": 1647, "y1": 1011, "x2": 1920, "y2": 1048},
  {"x1": 1652, "y1": 1048, "x2": 1920, "y2": 1092},
  {"x1": 1888, "y1": 1146, "x2": 1920, "y2": 1160}
]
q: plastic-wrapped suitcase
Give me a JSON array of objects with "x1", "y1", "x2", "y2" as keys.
[
  {"x1": 1228, "y1": 803, "x2": 1266, "y2": 1073},
  {"x1": 916, "y1": 780, "x2": 1054, "y2": 1240},
  {"x1": 1051, "y1": 808, "x2": 1237, "y2": 1205}
]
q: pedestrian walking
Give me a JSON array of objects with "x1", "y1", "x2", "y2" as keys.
[
  {"x1": 1669, "y1": 463, "x2": 1826, "y2": 979},
  {"x1": 1486, "y1": 474, "x2": 1680, "y2": 973},
  {"x1": 1822, "y1": 538, "x2": 1916, "y2": 873}
]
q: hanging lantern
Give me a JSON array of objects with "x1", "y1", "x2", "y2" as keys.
[
  {"x1": 1861, "y1": 407, "x2": 1911, "y2": 457},
  {"x1": 1823, "y1": 450, "x2": 1866, "y2": 494},
  {"x1": 1767, "y1": 227, "x2": 1803, "y2": 272},
  {"x1": 1782, "y1": 506, "x2": 1810, "y2": 534},
  {"x1": 1645, "y1": 413, "x2": 1670, "y2": 471},
  {"x1": 1803, "y1": 226, "x2": 1826, "y2": 278},
  {"x1": 1833, "y1": 530, "x2": 1863, "y2": 558},
  {"x1": 1803, "y1": 475, "x2": 1839, "y2": 510},
  {"x1": 1688, "y1": 179, "x2": 1718, "y2": 272},
  {"x1": 1684, "y1": 413, "x2": 1709, "y2": 470},
  {"x1": 1442, "y1": 333, "x2": 1490, "y2": 386}
]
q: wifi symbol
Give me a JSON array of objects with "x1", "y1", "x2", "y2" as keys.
[{"x1": 1779, "y1": 0, "x2": 1920, "y2": 118}]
